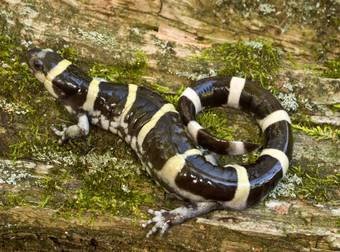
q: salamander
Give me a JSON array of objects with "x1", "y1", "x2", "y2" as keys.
[{"x1": 26, "y1": 48, "x2": 293, "y2": 237}]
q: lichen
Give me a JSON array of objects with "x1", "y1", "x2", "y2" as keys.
[
  {"x1": 277, "y1": 93, "x2": 299, "y2": 112},
  {"x1": 0, "y1": 161, "x2": 32, "y2": 185},
  {"x1": 269, "y1": 172, "x2": 302, "y2": 199},
  {"x1": 269, "y1": 163, "x2": 339, "y2": 204},
  {"x1": 212, "y1": 1, "x2": 339, "y2": 61},
  {"x1": 258, "y1": 4, "x2": 276, "y2": 15},
  {"x1": 76, "y1": 28, "x2": 118, "y2": 50},
  {"x1": 214, "y1": 1, "x2": 339, "y2": 32},
  {"x1": 0, "y1": 98, "x2": 31, "y2": 115},
  {"x1": 153, "y1": 37, "x2": 176, "y2": 56}
]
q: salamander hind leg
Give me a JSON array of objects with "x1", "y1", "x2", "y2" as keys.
[{"x1": 143, "y1": 202, "x2": 221, "y2": 237}]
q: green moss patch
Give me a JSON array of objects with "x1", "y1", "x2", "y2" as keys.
[
  {"x1": 0, "y1": 34, "x2": 41, "y2": 103},
  {"x1": 195, "y1": 40, "x2": 281, "y2": 87},
  {"x1": 270, "y1": 164, "x2": 339, "y2": 204},
  {"x1": 321, "y1": 57, "x2": 340, "y2": 78},
  {"x1": 196, "y1": 109, "x2": 234, "y2": 141},
  {"x1": 290, "y1": 165, "x2": 339, "y2": 204},
  {"x1": 292, "y1": 123, "x2": 340, "y2": 141},
  {"x1": 332, "y1": 103, "x2": 340, "y2": 111},
  {"x1": 0, "y1": 191, "x2": 25, "y2": 207},
  {"x1": 36, "y1": 153, "x2": 156, "y2": 218},
  {"x1": 89, "y1": 50, "x2": 147, "y2": 84},
  {"x1": 57, "y1": 46, "x2": 80, "y2": 63}
]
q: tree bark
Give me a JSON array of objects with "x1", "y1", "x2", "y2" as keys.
[{"x1": 0, "y1": 0, "x2": 339, "y2": 251}]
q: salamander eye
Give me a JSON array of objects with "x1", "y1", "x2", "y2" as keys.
[{"x1": 33, "y1": 59, "x2": 44, "y2": 71}]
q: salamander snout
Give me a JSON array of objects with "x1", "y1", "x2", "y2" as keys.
[
  {"x1": 26, "y1": 47, "x2": 63, "y2": 76},
  {"x1": 27, "y1": 47, "x2": 85, "y2": 99}
]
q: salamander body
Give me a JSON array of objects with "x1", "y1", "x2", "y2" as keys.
[{"x1": 27, "y1": 48, "x2": 293, "y2": 236}]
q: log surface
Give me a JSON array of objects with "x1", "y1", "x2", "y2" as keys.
[{"x1": 0, "y1": 0, "x2": 339, "y2": 251}]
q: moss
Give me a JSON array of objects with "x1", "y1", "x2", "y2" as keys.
[
  {"x1": 270, "y1": 163, "x2": 339, "y2": 203},
  {"x1": 27, "y1": 129, "x2": 159, "y2": 217},
  {"x1": 37, "y1": 174, "x2": 68, "y2": 208},
  {"x1": 195, "y1": 39, "x2": 281, "y2": 87},
  {"x1": 0, "y1": 34, "x2": 41, "y2": 103},
  {"x1": 196, "y1": 109, "x2": 234, "y2": 141},
  {"x1": 0, "y1": 34, "x2": 54, "y2": 161},
  {"x1": 321, "y1": 58, "x2": 340, "y2": 78},
  {"x1": 163, "y1": 86, "x2": 185, "y2": 105},
  {"x1": 332, "y1": 103, "x2": 340, "y2": 111},
  {"x1": 35, "y1": 153, "x2": 157, "y2": 218},
  {"x1": 89, "y1": 50, "x2": 147, "y2": 83},
  {"x1": 0, "y1": 192, "x2": 25, "y2": 207},
  {"x1": 57, "y1": 46, "x2": 79, "y2": 63},
  {"x1": 7, "y1": 106, "x2": 67, "y2": 161},
  {"x1": 292, "y1": 123, "x2": 340, "y2": 141},
  {"x1": 65, "y1": 160, "x2": 155, "y2": 217},
  {"x1": 290, "y1": 165, "x2": 340, "y2": 204}
]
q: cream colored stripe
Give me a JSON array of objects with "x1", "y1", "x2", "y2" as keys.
[
  {"x1": 43, "y1": 59, "x2": 72, "y2": 98},
  {"x1": 157, "y1": 148, "x2": 204, "y2": 201},
  {"x1": 46, "y1": 59, "x2": 72, "y2": 82},
  {"x1": 137, "y1": 103, "x2": 177, "y2": 149},
  {"x1": 229, "y1": 141, "x2": 246, "y2": 155},
  {"x1": 119, "y1": 84, "x2": 138, "y2": 126},
  {"x1": 228, "y1": 77, "x2": 246, "y2": 108},
  {"x1": 180, "y1": 87, "x2": 202, "y2": 114},
  {"x1": 187, "y1": 120, "x2": 203, "y2": 142},
  {"x1": 158, "y1": 149, "x2": 202, "y2": 183},
  {"x1": 82, "y1": 78, "x2": 101, "y2": 111},
  {"x1": 223, "y1": 164, "x2": 250, "y2": 210},
  {"x1": 257, "y1": 110, "x2": 291, "y2": 131},
  {"x1": 260, "y1": 148, "x2": 289, "y2": 175},
  {"x1": 182, "y1": 149, "x2": 202, "y2": 157}
]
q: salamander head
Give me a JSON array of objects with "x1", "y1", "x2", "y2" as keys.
[{"x1": 26, "y1": 47, "x2": 83, "y2": 99}]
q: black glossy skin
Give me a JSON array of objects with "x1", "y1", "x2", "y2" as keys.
[
  {"x1": 92, "y1": 84, "x2": 245, "y2": 202},
  {"x1": 27, "y1": 49, "x2": 293, "y2": 208},
  {"x1": 178, "y1": 77, "x2": 293, "y2": 205}
]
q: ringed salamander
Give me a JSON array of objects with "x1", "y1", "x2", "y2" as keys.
[{"x1": 27, "y1": 48, "x2": 293, "y2": 237}]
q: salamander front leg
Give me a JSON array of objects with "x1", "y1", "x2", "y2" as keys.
[
  {"x1": 143, "y1": 201, "x2": 222, "y2": 237},
  {"x1": 51, "y1": 113, "x2": 90, "y2": 144}
]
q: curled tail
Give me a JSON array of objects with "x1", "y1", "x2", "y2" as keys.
[
  {"x1": 178, "y1": 78, "x2": 260, "y2": 155},
  {"x1": 176, "y1": 76, "x2": 293, "y2": 208}
]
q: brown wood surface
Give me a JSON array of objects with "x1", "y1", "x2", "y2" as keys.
[{"x1": 0, "y1": 0, "x2": 339, "y2": 251}]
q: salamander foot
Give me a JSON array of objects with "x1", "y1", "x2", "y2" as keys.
[{"x1": 143, "y1": 202, "x2": 222, "y2": 237}]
